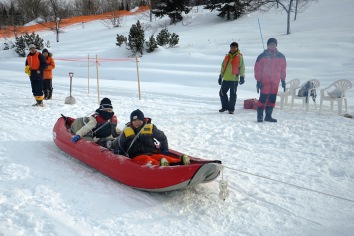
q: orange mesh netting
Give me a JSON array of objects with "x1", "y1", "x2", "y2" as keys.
[{"x1": 0, "y1": 6, "x2": 149, "y2": 38}]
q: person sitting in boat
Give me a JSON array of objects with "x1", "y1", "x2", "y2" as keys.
[
  {"x1": 70, "y1": 97, "x2": 120, "y2": 145},
  {"x1": 111, "y1": 109, "x2": 190, "y2": 166}
]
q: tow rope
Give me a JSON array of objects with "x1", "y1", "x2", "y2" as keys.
[{"x1": 219, "y1": 165, "x2": 354, "y2": 203}]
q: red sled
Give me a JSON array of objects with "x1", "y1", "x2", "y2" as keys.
[
  {"x1": 53, "y1": 117, "x2": 222, "y2": 192},
  {"x1": 244, "y1": 99, "x2": 258, "y2": 110}
]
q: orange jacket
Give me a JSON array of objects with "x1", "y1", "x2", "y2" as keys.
[
  {"x1": 43, "y1": 55, "x2": 55, "y2": 79},
  {"x1": 26, "y1": 52, "x2": 42, "y2": 71}
]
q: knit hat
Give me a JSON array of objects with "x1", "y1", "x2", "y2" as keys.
[
  {"x1": 28, "y1": 44, "x2": 36, "y2": 49},
  {"x1": 230, "y1": 42, "x2": 238, "y2": 47},
  {"x1": 130, "y1": 109, "x2": 145, "y2": 123},
  {"x1": 267, "y1": 38, "x2": 277, "y2": 46},
  {"x1": 42, "y1": 48, "x2": 49, "y2": 54},
  {"x1": 99, "y1": 97, "x2": 113, "y2": 109}
]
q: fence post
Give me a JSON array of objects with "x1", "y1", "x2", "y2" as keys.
[
  {"x1": 136, "y1": 55, "x2": 141, "y2": 100},
  {"x1": 88, "y1": 53, "x2": 90, "y2": 94},
  {"x1": 96, "y1": 54, "x2": 100, "y2": 104}
]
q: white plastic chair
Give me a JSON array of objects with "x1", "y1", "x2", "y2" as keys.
[
  {"x1": 319, "y1": 79, "x2": 352, "y2": 115},
  {"x1": 291, "y1": 79, "x2": 320, "y2": 111},
  {"x1": 277, "y1": 78, "x2": 300, "y2": 109}
]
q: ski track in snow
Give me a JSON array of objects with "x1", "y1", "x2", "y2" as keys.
[{"x1": 1, "y1": 72, "x2": 354, "y2": 235}]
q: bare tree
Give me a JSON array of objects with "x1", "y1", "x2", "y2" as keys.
[
  {"x1": 72, "y1": 0, "x2": 99, "y2": 16},
  {"x1": 2, "y1": 0, "x2": 24, "y2": 37},
  {"x1": 148, "y1": 0, "x2": 159, "y2": 22},
  {"x1": 255, "y1": 0, "x2": 317, "y2": 35},
  {"x1": 26, "y1": 0, "x2": 74, "y2": 42},
  {"x1": 15, "y1": 0, "x2": 45, "y2": 22},
  {"x1": 294, "y1": 0, "x2": 316, "y2": 20}
]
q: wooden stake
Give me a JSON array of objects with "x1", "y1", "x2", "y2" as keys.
[{"x1": 136, "y1": 55, "x2": 141, "y2": 100}]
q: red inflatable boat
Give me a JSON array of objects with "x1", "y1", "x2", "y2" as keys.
[{"x1": 52, "y1": 117, "x2": 222, "y2": 192}]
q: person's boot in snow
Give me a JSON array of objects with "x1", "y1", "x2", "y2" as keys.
[
  {"x1": 47, "y1": 89, "x2": 53, "y2": 99},
  {"x1": 32, "y1": 100, "x2": 44, "y2": 107},
  {"x1": 43, "y1": 90, "x2": 48, "y2": 100},
  {"x1": 257, "y1": 107, "x2": 264, "y2": 122},
  {"x1": 264, "y1": 106, "x2": 277, "y2": 122}
]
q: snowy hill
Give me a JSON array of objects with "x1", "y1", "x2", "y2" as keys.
[{"x1": 0, "y1": 0, "x2": 354, "y2": 235}]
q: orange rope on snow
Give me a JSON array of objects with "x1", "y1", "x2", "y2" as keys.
[{"x1": 0, "y1": 6, "x2": 149, "y2": 38}]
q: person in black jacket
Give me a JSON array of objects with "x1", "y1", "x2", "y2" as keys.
[
  {"x1": 112, "y1": 109, "x2": 189, "y2": 166},
  {"x1": 25, "y1": 44, "x2": 47, "y2": 107}
]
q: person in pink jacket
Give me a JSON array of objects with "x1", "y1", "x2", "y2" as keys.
[{"x1": 254, "y1": 38, "x2": 286, "y2": 122}]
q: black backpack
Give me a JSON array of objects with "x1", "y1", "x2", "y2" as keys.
[{"x1": 298, "y1": 81, "x2": 317, "y2": 103}]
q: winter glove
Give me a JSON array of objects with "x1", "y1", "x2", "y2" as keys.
[
  {"x1": 71, "y1": 135, "x2": 80, "y2": 143},
  {"x1": 161, "y1": 149, "x2": 169, "y2": 156},
  {"x1": 239, "y1": 76, "x2": 245, "y2": 85},
  {"x1": 114, "y1": 148, "x2": 123, "y2": 155},
  {"x1": 25, "y1": 66, "x2": 31, "y2": 76},
  {"x1": 218, "y1": 74, "x2": 222, "y2": 85},
  {"x1": 256, "y1": 81, "x2": 262, "y2": 94},
  {"x1": 281, "y1": 80, "x2": 286, "y2": 92}
]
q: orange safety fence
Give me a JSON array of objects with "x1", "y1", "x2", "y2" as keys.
[{"x1": 0, "y1": 6, "x2": 149, "y2": 38}]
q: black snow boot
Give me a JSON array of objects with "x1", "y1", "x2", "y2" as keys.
[
  {"x1": 32, "y1": 100, "x2": 44, "y2": 107},
  {"x1": 257, "y1": 107, "x2": 264, "y2": 122},
  {"x1": 264, "y1": 106, "x2": 277, "y2": 122},
  {"x1": 47, "y1": 89, "x2": 53, "y2": 100},
  {"x1": 43, "y1": 90, "x2": 48, "y2": 100}
]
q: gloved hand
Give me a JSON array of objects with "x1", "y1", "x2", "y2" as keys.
[
  {"x1": 256, "y1": 81, "x2": 262, "y2": 94},
  {"x1": 114, "y1": 148, "x2": 123, "y2": 155},
  {"x1": 71, "y1": 135, "x2": 80, "y2": 143},
  {"x1": 281, "y1": 80, "x2": 286, "y2": 92},
  {"x1": 161, "y1": 149, "x2": 169, "y2": 156},
  {"x1": 25, "y1": 65, "x2": 31, "y2": 76},
  {"x1": 239, "y1": 76, "x2": 245, "y2": 85},
  {"x1": 218, "y1": 74, "x2": 222, "y2": 85}
]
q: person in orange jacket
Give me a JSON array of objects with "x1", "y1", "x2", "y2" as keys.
[
  {"x1": 42, "y1": 48, "x2": 55, "y2": 100},
  {"x1": 25, "y1": 44, "x2": 47, "y2": 107},
  {"x1": 218, "y1": 42, "x2": 246, "y2": 114}
]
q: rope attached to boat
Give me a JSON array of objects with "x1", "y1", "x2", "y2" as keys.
[
  {"x1": 218, "y1": 166, "x2": 229, "y2": 201},
  {"x1": 221, "y1": 165, "x2": 354, "y2": 203}
]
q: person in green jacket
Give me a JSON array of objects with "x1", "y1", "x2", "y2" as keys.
[{"x1": 218, "y1": 42, "x2": 246, "y2": 114}]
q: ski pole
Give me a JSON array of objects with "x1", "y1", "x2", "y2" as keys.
[{"x1": 258, "y1": 18, "x2": 265, "y2": 50}]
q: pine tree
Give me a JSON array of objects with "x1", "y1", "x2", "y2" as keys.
[
  {"x1": 23, "y1": 33, "x2": 31, "y2": 46},
  {"x1": 146, "y1": 35, "x2": 158, "y2": 53},
  {"x1": 34, "y1": 34, "x2": 44, "y2": 49},
  {"x1": 152, "y1": 0, "x2": 191, "y2": 24},
  {"x1": 45, "y1": 40, "x2": 51, "y2": 48},
  {"x1": 169, "y1": 33, "x2": 179, "y2": 48},
  {"x1": 15, "y1": 36, "x2": 26, "y2": 57},
  {"x1": 127, "y1": 20, "x2": 145, "y2": 56},
  {"x1": 116, "y1": 34, "x2": 127, "y2": 46},
  {"x1": 4, "y1": 42, "x2": 9, "y2": 50},
  {"x1": 156, "y1": 28, "x2": 170, "y2": 47},
  {"x1": 204, "y1": 0, "x2": 250, "y2": 21},
  {"x1": 22, "y1": 32, "x2": 44, "y2": 49}
]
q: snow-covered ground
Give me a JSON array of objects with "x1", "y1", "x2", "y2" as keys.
[{"x1": 1, "y1": 0, "x2": 354, "y2": 235}]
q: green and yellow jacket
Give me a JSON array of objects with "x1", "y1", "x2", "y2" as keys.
[{"x1": 220, "y1": 50, "x2": 245, "y2": 81}]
